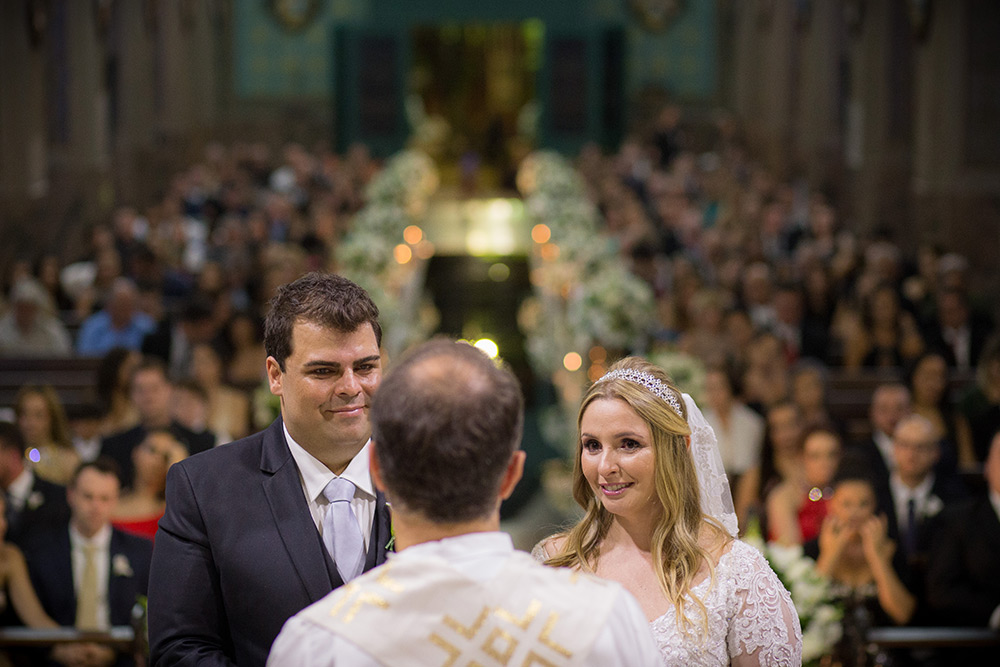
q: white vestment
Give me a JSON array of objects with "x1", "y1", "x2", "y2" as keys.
[{"x1": 268, "y1": 532, "x2": 660, "y2": 666}]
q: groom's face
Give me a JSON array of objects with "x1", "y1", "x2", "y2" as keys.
[{"x1": 267, "y1": 320, "x2": 382, "y2": 474}]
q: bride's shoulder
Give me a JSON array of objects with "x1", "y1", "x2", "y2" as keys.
[{"x1": 530, "y1": 534, "x2": 567, "y2": 562}]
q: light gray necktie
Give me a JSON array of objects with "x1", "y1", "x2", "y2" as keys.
[{"x1": 322, "y1": 477, "x2": 364, "y2": 582}]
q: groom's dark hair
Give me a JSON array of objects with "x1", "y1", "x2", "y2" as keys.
[{"x1": 371, "y1": 338, "x2": 524, "y2": 523}]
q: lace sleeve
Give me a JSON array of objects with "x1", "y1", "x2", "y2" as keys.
[
  {"x1": 727, "y1": 542, "x2": 802, "y2": 667},
  {"x1": 530, "y1": 539, "x2": 553, "y2": 562}
]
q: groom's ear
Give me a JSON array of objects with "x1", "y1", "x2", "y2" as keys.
[
  {"x1": 369, "y1": 441, "x2": 386, "y2": 492},
  {"x1": 685, "y1": 435, "x2": 691, "y2": 449}
]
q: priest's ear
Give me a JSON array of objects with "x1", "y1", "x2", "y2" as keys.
[
  {"x1": 498, "y1": 450, "x2": 526, "y2": 502},
  {"x1": 369, "y1": 441, "x2": 386, "y2": 493}
]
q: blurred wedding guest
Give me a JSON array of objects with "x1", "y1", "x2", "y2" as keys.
[
  {"x1": 0, "y1": 491, "x2": 60, "y2": 628},
  {"x1": 15, "y1": 385, "x2": 79, "y2": 486},
  {"x1": 95, "y1": 348, "x2": 141, "y2": 436},
  {"x1": 23, "y1": 459, "x2": 152, "y2": 667},
  {"x1": 738, "y1": 401, "x2": 804, "y2": 533},
  {"x1": 876, "y1": 416, "x2": 966, "y2": 587},
  {"x1": 842, "y1": 283, "x2": 924, "y2": 369},
  {"x1": 269, "y1": 340, "x2": 662, "y2": 666},
  {"x1": 100, "y1": 358, "x2": 213, "y2": 489},
  {"x1": 923, "y1": 287, "x2": 993, "y2": 371},
  {"x1": 112, "y1": 430, "x2": 187, "y2": 541},
  {"x1": 742, "y1": 331, "x2": 790, "y2": 412},
  {"x1": 957, "y1": 335, "x2": 1000, "y2": 466},
  {"x1": 141, "y1": 296, "x2": 218, "y2": 380},
  {"x1": 0, "y1": 422, "x2": 69, "y2": 548},
  {"x1": 223, "y1": 311, "x2": 268, "y2": 388},
  {"x1": 67, "y1": 403, "x2": 105, "y2": 463},
  {"x1": 925, "y1": 431, "x2": 1000, "y2": 630},
  {"x1": 790, "y1": 359, "x2": 831, "y2": 429},
  {"x1": 189, "y1": 342, "x2": 251, "y2": 441},
  {"x1": 907, "y1": 352, "x2": 959, "y2": 447},
  {"x1": 702, "y1": 366, "x2": 764, "y2": 526},
  {"x1": 767, "y1": 427, "x2": 842, "y2": 546},
  {"x1": 852, "y1": 383, "x2": 911, "y2": 493},
  {"x1": 0, "y1": 279, "x2": 72, "y2": 356},
  {"x1": 76, "y1": 278, "x2": 156, "y2": 356},
  {"x1": 171, "y1": 380, "x2": 224, "y2": 446},
  {"x1": 805, "y1": 464, "x2": 915, "y2": 667}
]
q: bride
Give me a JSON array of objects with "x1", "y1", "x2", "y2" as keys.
[{"x1": 534, "y1": 357, "x2": 802, "y2": 665}]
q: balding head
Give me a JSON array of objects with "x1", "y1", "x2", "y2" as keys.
[
  {"x1": 892, "y1": 414, "x2": 939, "y2": 487},
  {"x1": 371, "y1": 339, "x2": 524, "y2": 523}
]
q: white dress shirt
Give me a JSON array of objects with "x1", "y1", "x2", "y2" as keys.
[
  {"x1": 268, "y1": 532, "x2": 661, "y2": 666},
  {"x1": 70, "y1": 523, "x2": 112, "y2": 629},
  {"x1": 889, "y1": 473, "x2": 936, "y2": 533},
  {"x1": 283, "y1": 424, "x2": 375, "y2": 550}
]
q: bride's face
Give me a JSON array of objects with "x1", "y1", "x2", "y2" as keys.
[{"x1": 580, "y1": 398, "x2": 658, "y2": 519}]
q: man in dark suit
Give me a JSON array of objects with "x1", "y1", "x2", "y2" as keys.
[
  {"x1": 925, "y1": 431, "x2": 1000, "y2": 664},
  {"x1": 922, "y1": 287, "x2": 993, "y2": 371},
  {"x1": 100, "y1": 357, "x2": 214, "y2": 487},
  {"x1": 148, "y1": 273, "x2": 392, "y2": 667},
  {"x1": 873, "y1": 415, "x2": 966, "y2": 617},
  {"x1": 0, "y1": 421, "x2": 70, "y2": 548},
  {"x1": 23, "y1": 458, "x2": 152, "y2": 667},
  {"x1": 851, "y1": 383, "x2": 911, "y2": 493}
]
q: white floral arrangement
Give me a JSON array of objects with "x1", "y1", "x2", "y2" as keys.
[
  {"x1": 517, "y1": 151, "x2": 655, "y2": 456},
  {"x1": 743, "y1": 531, "x2": 843, "y2": 665},
  {"x1": 336, "y1": 149, "x2": 440, "y2": 359},
  {"x1": 648, "y1": 347, "x2": 707, "y2": 404}
]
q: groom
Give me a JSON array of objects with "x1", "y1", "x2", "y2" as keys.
[
  {"x1": 269, "y1": 339, "x2": 659, "y2": 665},
  {"x1": 148, "y1": 273, "x2": 392, "y2": 666}
]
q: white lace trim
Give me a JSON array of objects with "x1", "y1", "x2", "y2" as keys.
[{"x1": 649, "y1": 541, "x2": 802, "y2": 666}]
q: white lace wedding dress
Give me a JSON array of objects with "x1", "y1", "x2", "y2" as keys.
[{"x1": 532, "y1": 539, "x2": 802, "y2": 666}]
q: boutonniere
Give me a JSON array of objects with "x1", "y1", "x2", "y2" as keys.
[
  {"x1": 925, "y1": 495, "x2": 944, "y2": 518},
  {"x1": 112, "y1": 554, "x2": 134, "y2": 577},
  {"x1": 26, "y1": 491, "x2": 44, "y2": 510}
]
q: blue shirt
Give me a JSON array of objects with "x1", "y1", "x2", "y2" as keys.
[{"x1": 76, "y1": 311, "x2": 155, "y2": 355}]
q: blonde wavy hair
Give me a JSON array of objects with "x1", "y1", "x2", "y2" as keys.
[{"x1": 545, "y1": 357, "x2": 724, "y2": 635}]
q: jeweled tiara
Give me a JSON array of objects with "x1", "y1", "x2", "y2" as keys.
[{"x1": 596, "y1": 368, "x2": 683, "y2": 417}]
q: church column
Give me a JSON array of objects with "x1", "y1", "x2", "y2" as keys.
[
  {"x1": 794, "y1": 0, "x2": 845, "y2": 195},
  {"x1": 0, "y1": 0, "x2": 49, "y2": 210},
  {"x1": 911, "y1": 0, "x2": 1000, "y2": 303},
  {"x1": 842, "y1": 0, "x2": 914, "y2": 236}
]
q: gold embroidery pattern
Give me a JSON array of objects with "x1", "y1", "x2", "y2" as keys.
[
  {"x1": 328, "y1": 583, "x2": 390, "y2": 623},
  {"x1": 444, "y1": 607, "x2": 491, "y2": 639},
  {"x1": 428, "y1": 600, "x2": 574, "y2": 667},
  {"x1": 429, "y1": 633, "x2": 461, "y2": 667},
  {"x1": 538, "y1": 613, "x2": 571, "y2": 658}
]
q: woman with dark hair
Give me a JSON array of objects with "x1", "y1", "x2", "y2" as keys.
[
  {"x1": 535, "y1": 357, "x2": 801, "y2": 665},
  {"x1": 843, "y1": 283, "x2": 924, "y2": 369}
]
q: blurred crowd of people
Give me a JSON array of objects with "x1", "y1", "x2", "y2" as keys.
[{"x1": 0, "y1": 110, "x2": 998, "y2": 665}]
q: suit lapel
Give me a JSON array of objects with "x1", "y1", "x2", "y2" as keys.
[{"x1": 260, "y1": 420, "x2": 337, "y2": 601}]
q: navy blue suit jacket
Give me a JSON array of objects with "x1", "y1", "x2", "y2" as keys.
[
  {"x1": 23, "y1": 524, "x2": 152, "y2": 626},
  {"x1": 148, "y1": 418, "x2": 392, "y2": 667},
  {"x1": 5, "y1": 474, "x2": 70, "y2": 549}
]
